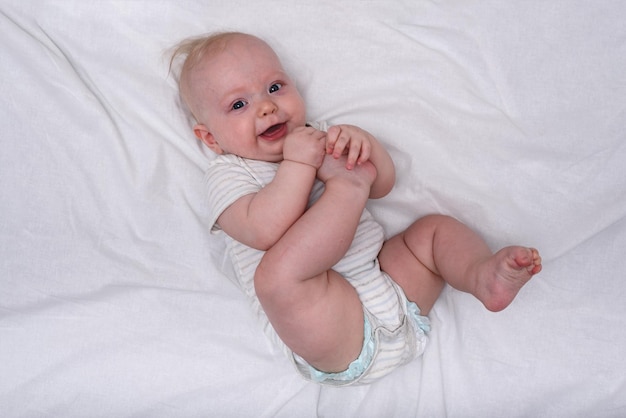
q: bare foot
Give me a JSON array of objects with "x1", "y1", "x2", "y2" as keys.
[
  {"x1": 475, "y1": 247, "x2": 542, "y2": 312},
  {"x1": 316, "y1": 154, "x2": 377, "y2": 187}
]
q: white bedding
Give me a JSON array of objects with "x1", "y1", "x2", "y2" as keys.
[{"x1": 1, "y1": 1, "x2": 625, "y2": 416}]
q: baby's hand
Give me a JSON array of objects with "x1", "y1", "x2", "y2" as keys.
[
  {"x1": 326, "y1": 125, "x2": 374, "y2": 170},
  {"x1": 283, "y1": 126, "x2": 326, "y2": 169}
]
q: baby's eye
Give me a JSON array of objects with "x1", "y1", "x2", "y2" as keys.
[
  {"x1": 231, "y1": 100, "x2": 246, "y2": 110},
  {"x1": 269, "y1": 83, "x2": 282, "y2": 93}
]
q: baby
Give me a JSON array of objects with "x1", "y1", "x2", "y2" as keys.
[{"x1": 170, "y1": 32, "x2": 542, "y2": 386}]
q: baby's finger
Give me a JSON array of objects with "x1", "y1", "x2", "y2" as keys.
[
  {"x1": 325, "y1": 126, "x2": 340, "y2": 154},
  {"x1": 346, "y1": 143, "x2": 361, "y2": 170},
  {"x1": 356, "y1": 140, "x2": 372, "y2": 165},
  {"x1": 332, "y1": 132, "x2": 351, "y2": 159},
  {"x1": 310, "y1": 127, "x2": 327, "y2": 141}
]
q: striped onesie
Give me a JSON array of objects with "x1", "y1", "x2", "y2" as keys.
[{"x1": 205, "y1": 143, "x2": 430, "y2": 386}]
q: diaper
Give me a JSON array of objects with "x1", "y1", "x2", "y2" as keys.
[{"x1": 292, "y1": 274, "x2": 431, "y2": 386}]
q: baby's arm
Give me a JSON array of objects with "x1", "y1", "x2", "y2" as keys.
[
  {"x1": 326, "y1": 124, "x2": 395, "y2": 199},
  {"x1": 216, "y1": 126, "x2": 326, "y2": 250}
]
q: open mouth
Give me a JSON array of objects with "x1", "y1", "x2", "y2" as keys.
[{"x1": 260, "y1": 123, "x2": 287, "y2": 141}]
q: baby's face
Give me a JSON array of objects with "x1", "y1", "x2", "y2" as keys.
[{"x1": 190, "y1": 35, "x2": 306, "y2": 162}]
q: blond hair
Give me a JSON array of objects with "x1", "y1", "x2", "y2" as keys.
[{"x1": 169, "y1": 31, "x2": 248, "y2": 122}]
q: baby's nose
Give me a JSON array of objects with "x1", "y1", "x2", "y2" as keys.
[{"x1": 258, "y1": 100, "x2": 277, "y2": 116}]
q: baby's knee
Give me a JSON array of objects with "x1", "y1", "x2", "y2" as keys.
[
  {"x1": 253, "y1": 257, "x2": 306, "y2": 304},
  {"x1": 420, "y1": 213, "x2": 456, "y2": 224},
  {"x1": 410, "y1": 213, "x2": 462, "y2": 232},
  {"x1": 253, "y1": 259, "x2": 281, "y2": 303}
]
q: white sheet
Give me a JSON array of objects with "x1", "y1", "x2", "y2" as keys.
[{"x1": 1, "y1": 1, "x2": 625, "y2": 416}]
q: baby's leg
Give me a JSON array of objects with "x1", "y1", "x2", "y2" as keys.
[
  {"x1": 379, "y1": 214, "x2": 542, "y2": 314},
  {"x1": 254, "y1": 156, "x2": 376, "y2": 373}
]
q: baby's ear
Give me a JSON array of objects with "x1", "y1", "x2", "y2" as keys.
[{"x1": 194, "y1": 124, "x2": 223, "y2": 154}]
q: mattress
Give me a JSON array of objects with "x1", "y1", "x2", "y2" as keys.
[{"x1": 1, "y1": 1, "x2": 625, "y2": 416}]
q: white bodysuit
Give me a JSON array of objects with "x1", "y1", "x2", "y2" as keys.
[{"x1": 204, "y1": 127, "x2": 430, "y2": 385}]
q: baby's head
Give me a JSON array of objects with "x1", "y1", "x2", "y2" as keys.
[{"x1": 171, "y1": 32, "x2": 306, "y2": 162}]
